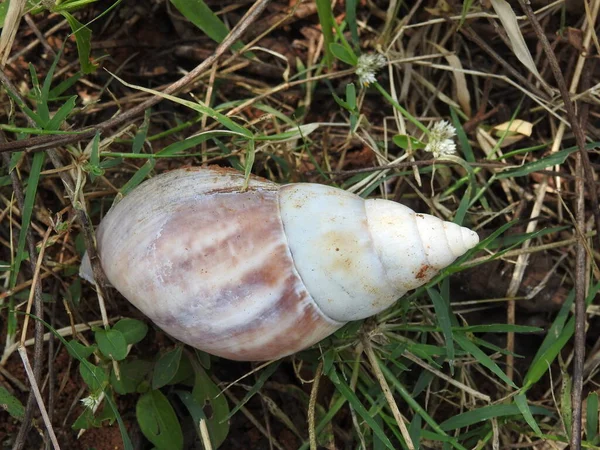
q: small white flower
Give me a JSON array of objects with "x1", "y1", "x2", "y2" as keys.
[
  {"x1": 81, "y1": 394, "x2": 101, "y2": 410},
  {"x1": 425, "y1": 120, "x2": 457, "y2": 158},
  {"x1": 356, "y1": 53, "x2": 387, "y2": 86}
]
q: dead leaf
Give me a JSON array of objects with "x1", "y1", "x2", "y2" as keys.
[
  {"x1": 493, "y1": 119, "x2": 533, "y2": 137},
  {"x1": 489, "y1": 0, "x2": 545, "y2": 85}
]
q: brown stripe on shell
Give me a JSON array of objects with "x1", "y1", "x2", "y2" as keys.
[{"x1": 97, "y1": 172, "x2": 342, "y2": 361}]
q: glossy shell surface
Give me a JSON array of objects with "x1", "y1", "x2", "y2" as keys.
[
  {"x1": 93, "y1": 168, "x2": 342, "y2": 361},
  {"x1": 84, "y1": 167, "x2": 479, "y2": 361}
]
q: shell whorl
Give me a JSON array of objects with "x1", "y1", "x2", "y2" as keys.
[
  {"x1": 91, "y1": 168, "x2": 341, "y2": 361},
  {"x1": 84, "y1": 167, "x2": 479, "y2": 361},
  {"x1": 278, "y1": 185, "x2": 480, "y2": 322}
]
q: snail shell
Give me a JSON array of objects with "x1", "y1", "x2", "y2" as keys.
[{"x1": 81, "y1": 167, "x2": 479, "y2": 361}]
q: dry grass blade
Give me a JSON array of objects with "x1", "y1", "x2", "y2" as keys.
[
  {"x1": 0, "y1": 0, "x2": 26, "y2": 65},
  {"x1": 432, "y1": 43, "x2": 472, "y2": 117},
  {"x1": 362, "y1": 335, "x2": 415, "y2": 450},
  {"x1": 17, "y1": 346, "x2": 60, "y2": 450},
  {"x1": 489, "y1": 0, "x2": 546, "y2": 87}
]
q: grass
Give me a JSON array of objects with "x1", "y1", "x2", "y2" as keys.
[{"x1": 0, "y1": 0, "x2": 598, "y2": 449}]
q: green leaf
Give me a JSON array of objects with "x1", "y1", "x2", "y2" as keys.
[
  {"x1": 173, "y1": 390, "x2": 207, "y2": 436},
  {"x1": 346, "y1": 83, "x2": 356, "y2": 110},
  {"x1": 496, "y1": 148, "x2": 576, "y2": 179},
  {"x1": 136, "y1": 390, "x2": 183, "y2": 450},
  {"x1": 393, "y1": 134, "x2": 426, "y2": 150},
  {"x1": 79, "y1": 362, "x2": 107, "y2": 392},
  {"x1": 169, "y1": 0, "x2": 243, "y2": 51},
  {"x1": 72, "y1": 407, "x2": 94, "y2": 430},
  {"x1": 192, "y1": 364, "x2": 230, "y2": 448},
  {"x1": 440, "y1": 404, "x2": 553, "y2": 430},
  {"x1": 167, "y1": 353, "x2": 194, "y2": 386},
  {"x1": 152, "y1": 346, "x2": 183, "y2": 389},
  {"x1": 113, "y1": 318, "x2": 148, "y2": 345},
  {"x1": 329, "y1": 42, "x2": 357, "y2": 66},
  {"x1": 66, "y1": 340, "x2": 96, "y2": 360},
  {"x1": 110, "y1": 359, "x2": 153, "y2": 395},
  {"x1": 95, "y1": 328, "x2": 128, "y2": 361},
  {"x1": 61, "y1": 11, "x2": 98, "y2": 73},
  {"x1": 0, "y1": 386, "x2": 25, "y2": 419},
  {"x1": 514, "y1": 393, "x2": 542, "y2": 435},
  {"x1": 454, "y1": 332, "x2": 517, "y2": 389}
]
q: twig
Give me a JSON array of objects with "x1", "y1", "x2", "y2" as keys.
[
  {"x1": 514, "y1": 1, "x2": 599, "y2": 447},
  {"x1": 17, "y1": 346, "x2": 60, "y2": 450},
  {"x1": 0, "y1": 0, "x2": 273, "y2": 155},
  {"x1": 308, "y1": 362, "x2": 323, "y2": 450}
]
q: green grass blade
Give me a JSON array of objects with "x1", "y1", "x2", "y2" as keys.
[
  {"x1": 45, "y1": 95, "x2": 77, "y2": 131},
  {"x1": 454, "y1": 332, "x2": 517, "y2": 389},
  {"x1": 315, "y1": 0, "x2": 335, "y2": 67},
  {"x1": 440, "y1": 404, "x2": 553, "y2": 431},
  {"x1": 242, "y1": 139, "x2": 255, "y2": 189},
  {"x1": 10, "y1": 152, "x2": 45, "y2": 288},
  {"x1": 169, "y1": 0, "x2": 244, "y2": 51},
  {"x1": 427, "y1": 288, "x2": 455, "y2": 372},
  {"x1": 0, "y1": 125, "x2": 82, "y2": 135},
  {"x1": 48, "y1": 72, "x2": 83, "y2": 100},
  {"x1": 408, "y1": 412, "x2": 421, "y2": 448},
  {"x1": 328, "y1": 368, "x2": 395, "y2": 449},
  {"x1": 61, "y1": 11, "x2": 97, "y2": 74},
  {"x1": 41, "y1": 46, "x2": 64, "y2": 108},
  {"x1": 586, "y1": 392, "x2": 598, "y2": 442},
  {"x1": 451, "y1": 108, "x2": 474, "y2": 162},
  {"x1": 224, "y1": 361, "x2": 280, "y2": 421},
  {"x1": 496, "y1": 148, "x2": 576, "y2": 179},
  {"x1": 515, "y1": 392, "x2": 542, "y2": 435},
  {"x1": 377, "y1": 362, "x2": 468, "y2": 450},
  {"x1": 110, "y1": 71, "x2": 252, "y2": 138},
  {"x1": 523, "y1": 282, "x2": 600, "y2": 390},
  {"x1": 346, "y1": 0, "x2": 359, "y2": 47},
  {"x1": 132, "y1": 109, "x2": 151, "y2": 154},
  {"x1": 119, "y1": 159, "x2": 156, "y2": 197},
  {"x1": 529, "y1": 290, "x2": 574, "y2": 367}
]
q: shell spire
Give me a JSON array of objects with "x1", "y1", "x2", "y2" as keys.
[{"x1": 365, "y1": 199, "x2": 479, "y2": 297}]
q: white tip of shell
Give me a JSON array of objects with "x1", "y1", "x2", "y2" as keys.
[
  {"x1": 441, "y1": 221, "x2": 479, "y2": 259},
  {"x1": 462, "y1": 227, "x2": 480, "y2": 251}
]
